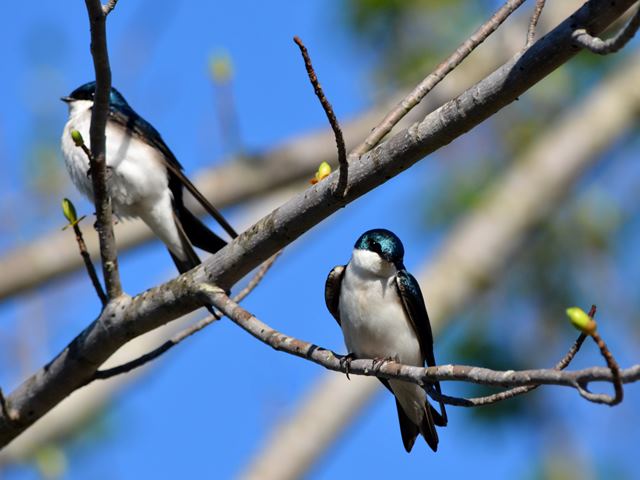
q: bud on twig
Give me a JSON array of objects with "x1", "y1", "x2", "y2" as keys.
[
  {"x1": 70, "y1": 130, "x2": 84, "y2": 147},
  {"x1": 566, "y1": 306, "x2": 597, "y2": 335}
]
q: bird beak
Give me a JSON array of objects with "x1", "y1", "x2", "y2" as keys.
[{"x1": 60, "y1": 96, "x2": 73, "y2": 103}]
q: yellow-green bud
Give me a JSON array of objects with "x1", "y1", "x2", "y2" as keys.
[
  {"x1": 70, "y1": 130, "x2": 84, "y2": 147},
  {"x1": 566, "y1": 307, "x2": 597, "y2": 335},
  {"x1": 315, "y1": 161, "x2": 332, "y2": 182},
  {"x1": 61, "y1": 198, "x2": 78, "y2": 224}
]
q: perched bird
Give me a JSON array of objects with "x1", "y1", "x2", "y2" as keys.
[
  {"x1": 61, "y1": 81, "x2": 237, "y2": 274},
  {"x1": 325, "y1": 229, "x2": 447, "y2": 452}
]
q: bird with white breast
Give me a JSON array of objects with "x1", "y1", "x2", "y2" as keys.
[
  {"x1": 325, "y1": 228, "x2": 448, "y2": 452},
  {"x1": 61, "y1": 81, "x2": 237, "y2": 275}
]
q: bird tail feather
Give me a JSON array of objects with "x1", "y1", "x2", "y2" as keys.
[{"x1": 174, "y1": 202, "x2": 227, "y2": 255}]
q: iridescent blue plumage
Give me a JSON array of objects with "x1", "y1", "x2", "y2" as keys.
[{"x1": 354, "y1": 228, "x2": 405, "y2": 268}]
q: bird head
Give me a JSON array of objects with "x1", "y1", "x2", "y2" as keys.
[
  {"x1": 61, "y1": 81, "x2": 129, "y2": 113},
  {"x1": 352, "y1": 228, "x2": 405, "y2": 275}
]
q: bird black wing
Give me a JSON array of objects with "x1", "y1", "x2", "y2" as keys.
[
  {"x1": 324, "y1": 265, "x2": 345, "y2": 326},
  {"x1": 107, "y1": 104, "x2": 238, "y2": 240},
  {"x1": 395, "y1": 269, "x2": 448, "y2": 427}
]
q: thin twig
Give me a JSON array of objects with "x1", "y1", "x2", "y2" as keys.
[
  {"x1": 578, "y1": 330, "x2": 624, "y2": 405},
  {"x1": 102, "y1": 0, "x2": 118, "y2": 15},
  {"x1": 91, "y1": 317, "x2": 209, "y2": 381},
  {"x1": 573, "y1": 5, "x2": 640, "y2": 54},
  {"x1": 71, "y1": 220, "x2": 108, "y2": 306},
  {"x1": 526, "y1": 0, "x2": 547, "y2": 47},
  {"x1": 79, "y1": 142, "x2": 93, "y2": 162},
  {"x1": 201, "y1": 287, "x2": 636, "y2": 404},
  {"x1": 92, "y1": 252, "x2": 283, "y2": 381},
  {"x1": 84, "y1": 0, "x2": 122, "y2": 299},
  {"x1": 293, "y1": 36, "x2": 348, "y2": 198},
  {"x1": 233, "y1": 250, "x2": 282, "y2": 303},
  {"x1": 350, "y1": 0, "x2": 528, "y2": 158},
  {"x1": 426, "y1": 306, "x2": 595, "y2": 407}
]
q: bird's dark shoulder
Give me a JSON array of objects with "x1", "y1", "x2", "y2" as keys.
[
  {"x1": 325, "y1": 265, "x2": 345, "y2": 326},
  {"x1": 394, "y1": 269, "x2": 435, "y2": 363}
]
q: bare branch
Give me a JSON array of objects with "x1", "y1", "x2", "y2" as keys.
[
  {"x1": 201, "y1": 287, "x2": 637, "y2": 401},
  {"x1": 293, "y1": 36, "x2": 348, "y2": 198},
  {"x1": 426, "y1": 306, "x2": 596, "y2": 407},
  {"x1": 584, "y1": 330, "x2": 623, "y2": 405},
  {"x1": 232, "y1": 250, "x2": 282, "y2": 303},
  {"x1": 91, "y1": 251, "x2": 282, "y2": 381},
  {"x1": 573, "y1": 4, "x2": 640, "y2": 54},
  {"x1": 68, "y1": 217, "x2": 108, "y2": 306},
  {"x1": 350, "y1": 0, "x2": 528, "y2": 158},
  {"x1": 526, "y1": 0, "x2": 547, "y2": 47},
  {"x1": 84, "y1": 0, "x2": 122, "y2": 299},
  {"x1": 62, "y1": 170, "x2": 107, "y2": 306}
]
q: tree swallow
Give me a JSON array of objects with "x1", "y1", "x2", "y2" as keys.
[
  {"x1": 61, "y1": 81, "x2": 237, "y2": 274},
  {"x1": 325, "y1": 229, "x2": 447, "y2": 452}
]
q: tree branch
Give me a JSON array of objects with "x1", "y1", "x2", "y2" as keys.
[
  {"x1": 293, "y1": 36, "x2": 348, "y2": 197},
  {"x1": 84, "y1": 0, "x2": 122, "y2": 299},
  {"x1": 201, "y1": 286, "x2": 635, "y2": 405},
  {"x1": 583, "y1": 330, "x2": 623, "y2": 404},
  {"x1": 426, "y1": 307, "x2": 595, "y2": 407},
  {"x1": 349, "y1": 0, "x2": 528, "y2": 158},
  {"x1": 64, "y1": 207, "x2": 108, "y2": 306},
  {"x1": 573, "y1": 4, "x2": 640, "y2": 54},
  {"x1": 526, "y1": 0, "x2": 547, "y2": 47},
  {"x1": 90, "y1": 251, "x2": 282, "y2": 381},
  {"x1": 0, "y1": 0, "x2": 635, "y2": 449}
]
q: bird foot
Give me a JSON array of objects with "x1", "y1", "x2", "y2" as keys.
[
  {"x1": 371, "y1": 356, "x2": 396, "y2": 372},
  {"x1": 340, "y1": 353, "x2": 356, "y2": 380}
]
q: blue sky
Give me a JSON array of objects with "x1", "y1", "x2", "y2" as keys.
[{"x1": 0, "y1": 2, "x2": 638, "y2": 479}]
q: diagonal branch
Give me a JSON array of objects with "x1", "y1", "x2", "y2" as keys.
[
  {"x1": 84, "y1": 0, "x2": 122, "y2": 299},
  {"x1": 349, "y1": 0, "x2": 528, "y2": 158},
  {"x1": 64, "y1": 210, "x2": 108, "y2": 306},
  {"x1": 90, "y1": 251, "x2": 282, "y2": 381},
  {"x1": 526, "y1": 0, "x2": 547, "y2": 47},
  {"x1": 0, "y1": 0, "x2": 636, "y2": 449}
]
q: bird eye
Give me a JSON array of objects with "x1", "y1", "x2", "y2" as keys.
[{"x1": 370, "y1": 240, "x2": 382, "y2": 255}]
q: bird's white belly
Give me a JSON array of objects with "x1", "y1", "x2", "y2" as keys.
[
  {"x1": 339, "y1": 265, "x2": 422, "y2": 366},
  {"x1": 61, "y1": 109, "x2": 169, "y2": 219}
]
